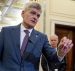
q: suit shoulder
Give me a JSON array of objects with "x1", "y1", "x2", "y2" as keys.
[
  {"x1": 2, "y1": 25, "x2": 17, "y2": 29},
  {"x1": 1, "y1": 25, "x2": 19, "y2": 31},
  {"x1": 35, "y1": 30, "x2": 47, "y2": 37}
]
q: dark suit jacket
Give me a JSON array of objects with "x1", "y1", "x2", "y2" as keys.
[
  {"x1": 0, "y1": 24, "x2": 59, "y2": 71},
  {"x1": 41, "y1": 52, "x2": 66, "y2": 71}
]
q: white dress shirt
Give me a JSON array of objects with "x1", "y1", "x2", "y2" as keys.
[{"x1": 20, "y1": 24, "x2": 33, "y2": 49}]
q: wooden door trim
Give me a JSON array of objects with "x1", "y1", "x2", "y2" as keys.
[{"x1": 55, "y1": 24, "x2": 75, "y2": 71}]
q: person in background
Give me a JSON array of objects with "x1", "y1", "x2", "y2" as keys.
[
  {"x1": 41, "y1": 35, "x2": 66, "y2": 71},
  {"x1": 0, "y1": 2, "x2": 73, "y2": 71}
]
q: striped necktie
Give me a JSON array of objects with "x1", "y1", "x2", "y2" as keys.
[{"x1": 21, "y1": 30, "x2": 29, "y2": 56}]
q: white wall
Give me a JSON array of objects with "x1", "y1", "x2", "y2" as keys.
[{"x1": 45, "y1": 0, "x2": 75, "y2": 37}]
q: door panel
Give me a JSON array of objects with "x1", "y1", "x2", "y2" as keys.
[{"x1": 55, "y1": 24, "x2": 75, "y2": 71}]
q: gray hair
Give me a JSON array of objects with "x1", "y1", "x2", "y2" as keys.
[{"x1": 23, "y1": 2, "x2": 42, "y2": 12}]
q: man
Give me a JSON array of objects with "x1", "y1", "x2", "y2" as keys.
[
  {"x1": 0, "y1": 2, "x2": 73, "y2": 71},
  {"x1": 41, "y1": 35, "x2": 66, "y2": 71}
]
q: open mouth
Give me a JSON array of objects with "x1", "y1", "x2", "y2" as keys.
[{"x1": 31, "y1": 20, "x2": 36, "y2": 24}]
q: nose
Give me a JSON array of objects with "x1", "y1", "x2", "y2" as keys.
[{"x1": 33, "y1": 15, "x2": 38, "y2": 21}]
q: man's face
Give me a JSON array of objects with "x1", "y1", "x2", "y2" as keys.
[
  {"x1": 21, "y1": 8, "x2": 41, "y2": 29},
  {"x1": 50, "y1": 37, "x2": 58, "y2": 48}
]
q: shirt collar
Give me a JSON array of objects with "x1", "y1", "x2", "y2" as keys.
[{"x1": 20, "y1": 23, "x2": 33, "y2": 36}]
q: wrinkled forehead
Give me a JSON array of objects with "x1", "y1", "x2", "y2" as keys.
[
  {"x1": 50, "y1": 36, "x2": 58, "y2": 40},
  {"x1": 50, "y1": 38, "x2": 58, "y2": 41}
]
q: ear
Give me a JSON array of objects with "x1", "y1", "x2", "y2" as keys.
[{"x1": 21, "y1": 10, "x2": 25, "y2": 17}]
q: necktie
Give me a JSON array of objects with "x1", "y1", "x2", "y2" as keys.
[{"x1": 21, "y1": 30, "x2": 29, "y2": 56}]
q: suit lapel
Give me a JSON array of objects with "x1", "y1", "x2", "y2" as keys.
[
  {"x1": 11, "y1": 24, "x2": 21, "y2": 62},
  {"x1": 11, "y1": 26, "x2": 40, "y2": 61},
  {"x1": 29, "y1": 29, "x2": 39, "y2": 44},
  {"x1": 23, "y1": 29, "x2": 40, "y2": 58}
]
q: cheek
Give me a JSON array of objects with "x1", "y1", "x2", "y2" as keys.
[
  {"x1": 25, "y1": 15, "x2": 31, "y2": 20},
  {"x1": 23, "y1": 16, "x2": 29, "y2": 22}
]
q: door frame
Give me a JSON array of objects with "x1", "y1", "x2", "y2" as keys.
[
  {"x1": 50, "y1": 19, "x2": 75, "y2": 35},
  {"x1": 50, "y1": 19, "x2": 75, "y2": 71}
]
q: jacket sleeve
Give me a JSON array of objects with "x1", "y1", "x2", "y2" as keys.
[
  {"x1": 41, "y1": 55, "x2": 49, "y2": 71},
  {"x1": 42, "y1": 35, "x2": 60, "y2": 67}
]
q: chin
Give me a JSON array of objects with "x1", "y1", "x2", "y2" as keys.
[
  {"x1": 28, "y1": 25, "x2": 34, "y2": 29},
  {"x1": 30, "y1": 24, "x2": 35, "y2": 27}
]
